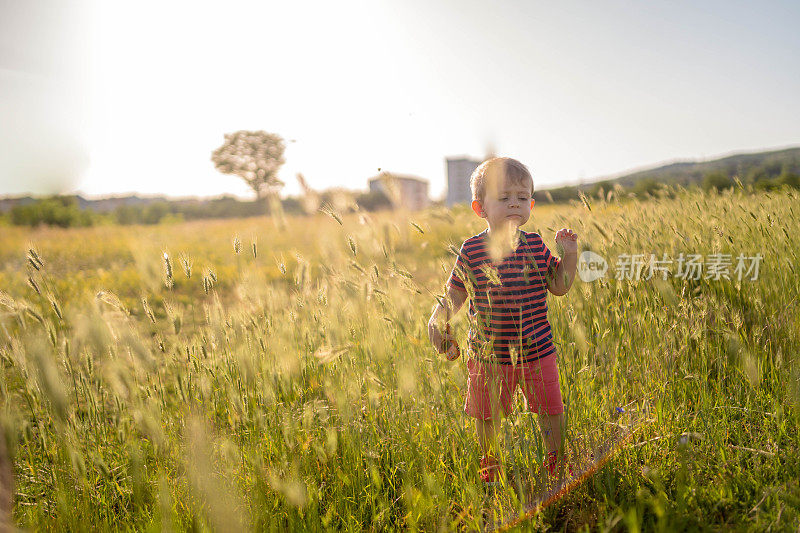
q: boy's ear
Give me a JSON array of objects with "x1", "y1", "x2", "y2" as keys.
[
  {"x1": 471, "y1": 200, "x2": 485, "y2": 218},
  {"x1": 530, "y1": 199, "x2": 535, "y2": 208}
]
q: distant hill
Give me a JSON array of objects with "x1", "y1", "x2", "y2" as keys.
[
  {"x1": 608, "y1": 146, "x2": 800, "y2": 188},
  {"x1": 535, "y1": 146, "x2": 800, "y2": 203}
]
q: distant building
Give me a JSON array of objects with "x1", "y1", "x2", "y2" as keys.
[
  {"x1": 368, "y1": 173, "x2": 430, "y2": 211},
  {"x1": 446, "y1": 157, "x2": 481, "y2": 206}
]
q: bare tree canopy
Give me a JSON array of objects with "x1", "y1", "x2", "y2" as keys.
[{"x1": 211, "y1": 131, "x2": 286, "y2": 198}]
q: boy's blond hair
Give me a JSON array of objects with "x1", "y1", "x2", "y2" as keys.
[{"x1": 470, "y1": 157, "x2": 534, "y2": 203}]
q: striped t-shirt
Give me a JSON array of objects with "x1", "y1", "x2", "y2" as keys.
[{"x1": 447, "y1": 229, "x2": 561, "y2": 365}]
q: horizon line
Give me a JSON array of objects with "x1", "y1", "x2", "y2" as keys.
[{"x1": 2, "y1": 142, "x2": 797, "y2": 202}]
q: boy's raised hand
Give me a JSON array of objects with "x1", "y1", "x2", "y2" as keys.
[{"x1": 554, "y1": 228, "x2": 578, "y2": 254}]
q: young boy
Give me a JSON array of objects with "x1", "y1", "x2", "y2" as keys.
[{"x1": 427, "y1": 157, "x2": 578, "y2": 484}]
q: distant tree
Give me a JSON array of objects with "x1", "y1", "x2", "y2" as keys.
[
  {"x1": 280, "y1": 196, "x2": 303, "y2": 215},
  {"x1": 211, "y1": 131, "x2": 286, "y2": 199},
  {"x1": 142, "y1": 201, "x2": 171, "y2": 224},
  {"x1": 754, "y1": 179, "x2": 779, "y2": 191},
  {"x1": 588, "y1": 180, "x2": 615, "y2": 200},
  {"x1": 702, "y1": 171, "x2": 732, "y2": 192},
  {"x1": 10, "y1": 196, "x2": 94, "y2": 227},
  {"x1": 114, "y1": 205, "x2": 140, "y2": 225},
  {"x1": 536, "y1": 186, "x2": 580, "y2": 203},
  {"x1": 778, "y1": 170, "x2": 800, "y2": 189},
  {"x1": 745, "y1": 167, "x2": 769, "y2": 184},
  {"x1": 632, "y1": 178, "x2": 661, "y2": 197},
  {"x1": 355, "y1": 189, "x2": 392, "y2": 211}
]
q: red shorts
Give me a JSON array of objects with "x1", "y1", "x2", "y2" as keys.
[{"x1": 464, "y1": 354, "x2": 564, "y2": 419}]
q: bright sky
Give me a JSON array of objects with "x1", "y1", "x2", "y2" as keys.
[{"x1": 1, "y1": 0, "x2": 799, "y2": 200}]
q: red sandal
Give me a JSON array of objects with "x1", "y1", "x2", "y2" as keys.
[
  {"x1": 479, "y1": 455, "x2": 502, "y2": 485},
  {"x1": 545, "y1": 450, "x2": 574, "y2": 478}
]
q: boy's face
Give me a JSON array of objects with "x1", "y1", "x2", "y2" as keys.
[{"x1": 472, "y1": 177, "x2": 534, "y2": 233}]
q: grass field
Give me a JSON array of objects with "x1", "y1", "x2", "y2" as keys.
[{"x1": 1, "y1": 187, "x2": 798, "y2": 531}]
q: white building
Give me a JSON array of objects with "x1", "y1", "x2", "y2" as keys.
[
  {"x1": 368, "y1": 173, "x2": 430, "y2": 211},
  {"x1": 446, "y1": 157, "x2": 481, "y2": 206}
]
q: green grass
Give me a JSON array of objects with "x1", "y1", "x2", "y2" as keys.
[{"x1": 0, "y1": 186, "x2": 798, "y2": 531}]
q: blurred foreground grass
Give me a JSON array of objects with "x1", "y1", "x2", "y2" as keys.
[{"x1": 0, "y1": 187, "x2": 798, "y2": 531}]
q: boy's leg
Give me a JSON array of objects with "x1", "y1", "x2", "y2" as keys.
[
  {"x1": 465, "y1": 359, "x2": 517, "y2": 483},
  {"x1": 537, "y1": 412, "x2": 565, "y2": 455},
  {"x1": 464, "y1": 358, "x2": 515, "y2": 432},
  {"x1": 518, "y1": 355, "x2": 568, "y2": 473},
  {"x1": 539, "y1": 412, "x2": 570, "y2": 478},
  {"x1": 476, "y1": 417, "x2": 502, "y2": 484},
  {"x1": 476, "y1": 417, "x2": 499, "y2": 456}
]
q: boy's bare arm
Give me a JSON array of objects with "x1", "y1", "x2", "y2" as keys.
[
  {"x1": 427, "y1": 286, "x2": 467, "y2": 351},
  {"x1": 547, "y1": 228, "x2": 579, "y2": 296}
]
